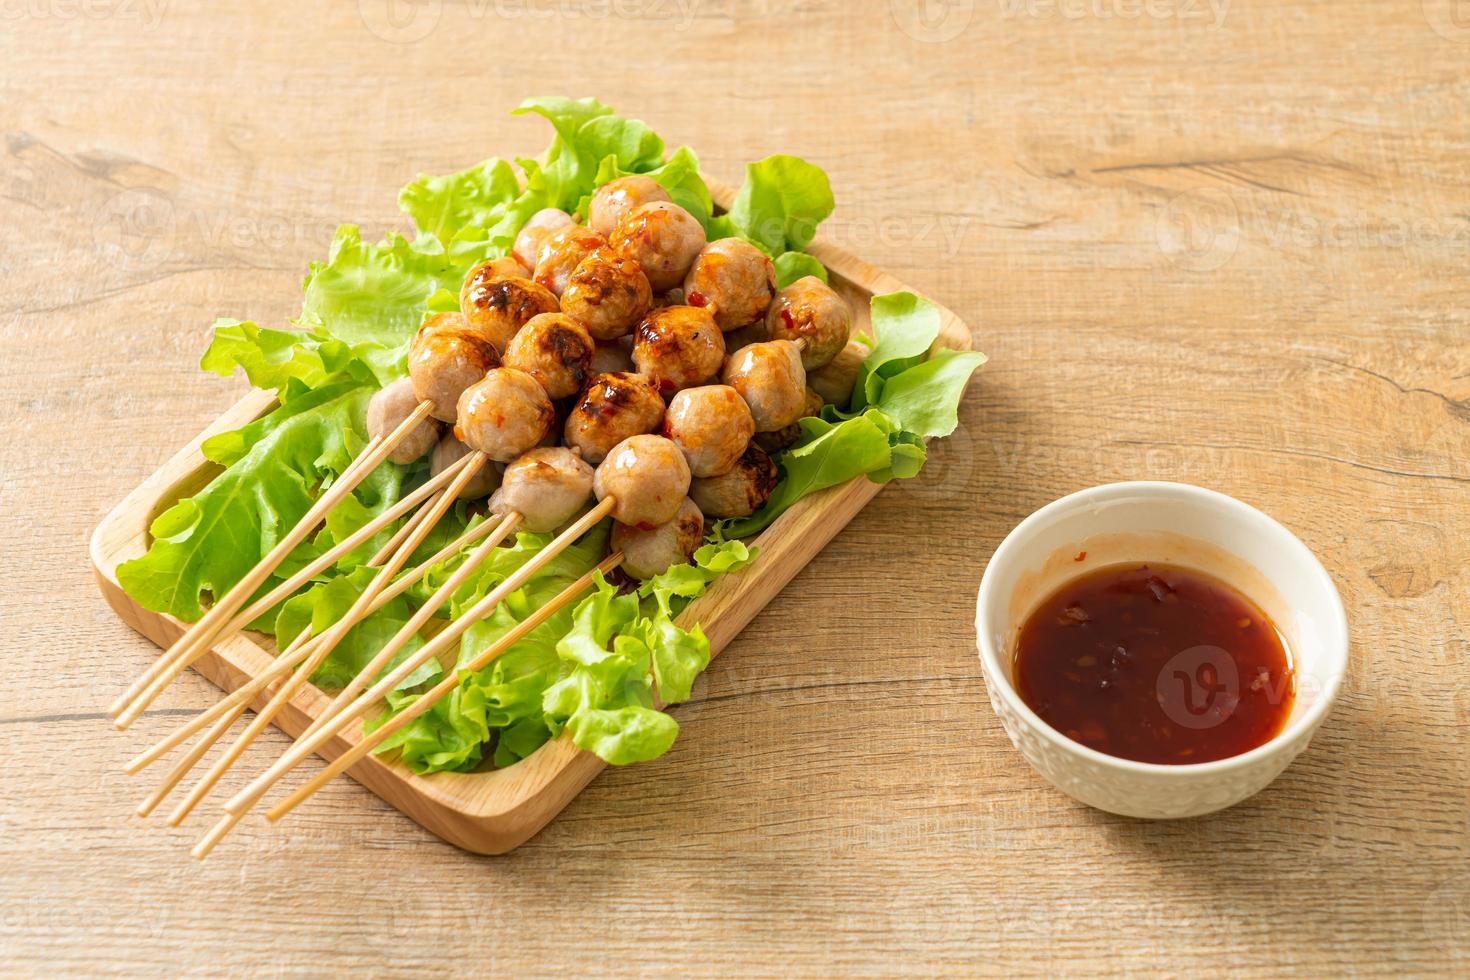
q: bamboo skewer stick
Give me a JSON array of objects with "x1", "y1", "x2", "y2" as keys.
[
  {"x1": 217, "y1": 497, "x2": 617, "y2": 828},
  {"x1": 110, "y1": 402, "x2": 435, "y2": 724},
  {"x1": 298, "y1": 510, "x2": 523, "y2": 742},
  {"x1": 257, "y1": 554, "x2": 623, "y2": 834},
  {"x1": 122, "y1": 510, "x2": 512, "y2": 776},
  {"x1": 163, "y1": 455, "x2": 485, "y2": 826},
  {"x1": 114, "y1": 449, "x2": 476, "y2": 730},
  {"x1": 133, "y1": 625, "x2": 313, "y2": 817},
  {"x1": 367, "y1": 488, "x2": 443, "y2": 566}
]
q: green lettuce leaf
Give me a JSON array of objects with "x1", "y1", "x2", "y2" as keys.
[
  {"x1": 512, "y1": 97, "x2": 666, "y2": 214},
  {"x1": 772, "y1": 251, "x2": 828, "y2": 288},
  {"x1": 715, "y1": 154, "x2": 834, "y2": 255},
  {"x1": 398, "y1": 157, "x2": 521, "y2": 244}
]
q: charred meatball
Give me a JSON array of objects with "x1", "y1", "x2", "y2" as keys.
[
  {"x1": 663, "y1": 385, "x2": 754, "y2": 478},
  {"x1": 589, "y1": 175, "x2": 672, "y2": 238},
  {"x1": 689, "y1": 445, "x2": 778, "y2": 519},
  {"x1": 683, "y1": 238, "x2": 777, "y2": 331},
  {"x1": 460, "y1": 267, "x2": 559, "y2": 353},
  {"x1": 632, "y1": 305, "x2": 725, "y2": 395},
  {"x1": 484, "y1": 255, "x2": 531, "y2": 279},
  {"x1": 806, "y1": 337, "x2": 866, "y2": 409},
  {"x1": 430, "y1": 432, "x2": 502, "y2": 500},
  {"x1": 610, "y1": 201, "x2": 706, "y2": 292},
  {"x1": 563, "y1": 371, "x2": 666, "y2": 464},
  {"x1": 593, "y1": 434, "x2": 691, "y2": 528},
  {"x1": 495, "y1": 447, "x2": 594, "y2": 532},
  {"x1": 409, "y1": 316, "x2": 501, "y2": 422},
  {"x1": 533, "y1": 225, "x2": 607, "y2": 297},
  {"x1": 455, "y1": 367, "x2": 555, "y2": 462},
  {"x1": 512, "y1": 207, "x2": 574, "y2": 270},
  {"x1": 721, "y1": 339, "x2": 806, "y2": 432},
  {"x1": 612, "y1": 497, "x2": 703, "y2": 580},
  {"x1": 367, "y1": 377, "x2": 441, "y2": 464},
  {"x1": 560, "y1": 246, "x2": 653, "y2": 341},
  {"x1": 765, "y1": 275, "x2": 852, "y2": 370},
  {"x1": 502, "y1": 312, "x2": 594, "y2": 399}
]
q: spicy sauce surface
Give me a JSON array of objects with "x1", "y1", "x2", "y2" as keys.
[{"x1": 1013, "y1": 562, "x2": 1294, "y2": 765}]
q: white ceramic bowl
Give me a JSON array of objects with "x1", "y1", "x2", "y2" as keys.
[{"x1": 975, "y1": 482, "x2": 1348, "y2": 819}]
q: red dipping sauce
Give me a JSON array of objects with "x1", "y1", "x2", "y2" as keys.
[{"x1": 1013, "y1": 562, "x2": 1294, "y2": 764}]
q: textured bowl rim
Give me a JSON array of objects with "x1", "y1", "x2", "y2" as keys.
[{"x1": 975, "y1": 481, "x2": 1348, "y2": 776}]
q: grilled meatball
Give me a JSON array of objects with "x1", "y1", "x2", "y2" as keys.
[
  {"x1": 560, "y1": 246, "x2": 653, "y2": 341},
  {"x1": 460, "y1": 268, "x2": 559, "y2": 353},
  {"x1": 721, "y1": 318, "x2": 770, "y2": 354},
  {"x1": 752, "y1": 387, "x2": 824, "y2": 453},
  {"x1": 593, "y1": 434, "x2": 691, "y2": 528},
  {"x1": 689, "y1": 445, "x2": 778, "y2": 519},
  {"x1": 683, "y1": 238, "x2": 777, "y2": 331},
  {"x1": 502, "y1": 312, "x2": 594, "y2": 399},
  {"x1": 663, "y1": 385, "x2": 754, "y2": 478},
  {"x1": 612, "y1": 497, "x2": 703, "y2": 580},
  {"x1": 721, "y1": 339, "x2": 806, "y2": 432},
  {"x1": 610, "y1": 201, "x2": 706, "y2": 292},
  {"x1": 455, "y1": 367, "x2": 555, "y2": 462},
  {"x1": 512, "y1": 207, "x2": 574, "y2": 271},
  {"x1": 430, "y1": 432, "x2": 502, "y2": 500},
  {"x1": 632, "y1": 305, "x2": 725, "y2": 395},
  {"x1": 589, "y1": 175, "x2": 672, "y2": 237},
  {"x1": 766, "y1": 275, "x2": 852, "y2": 370},
  {"x1": 563, "y1": 371, "x2": 666, "y2": 464},
  {"x1": 533, "y1": 225, "x2": 607, "y2": 297},
  {"x1": 807, "y1": 337, "x2": 866, "y2": 409},
  {"x1": 495, "y1": 447, "x2": 594, "y2": 532},
  {"x1": 484, "y1": 255, "x2": 530, "y2": 279},
  {"x1": 367, "y1": 377, "x2": 442, "y2": 464},
  {"x1": 589, "y1": 338, "x2": 635, "y2": 375},
  {"x1": 409, "y1": 316, "x2": 501, "y2": 422}
]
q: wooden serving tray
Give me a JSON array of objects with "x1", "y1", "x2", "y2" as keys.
[{"x1": 90, "y1": 184, "x2": 973, "y2": 854}]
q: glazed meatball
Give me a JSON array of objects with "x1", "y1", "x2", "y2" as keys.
[
  {"x1": 455, "y1": 367, "x2": 555, "y2": 463},
  {"x1": 593, "y1": 434, "x2": 691, "y2": 528},
  {"x1": 766, "y1": 275, "x2": 852, "y2": 370},
  {"x1": 722, "y1": 339, "x2": 807, "y2": 432},
  {"x1": 367, "y1": 377, "x2": 441, "y2": 464},
  {"x1": 495, "y1": 447, "x2": 594, "y2": 533},
  {"x1": 589, "y1": 175, "x2": 672, "y2": 238},
  {"x1": 430, "y1": 432, "x2": 502, "y2": 500},
  {"x1": 460, "y1": 268, "x2": 559, "y2": 353},
  {"x1": 589, "y1": 338, "x2": 634, "y2": 375},
  {"x1": 533, "y1": 226, "x2": 607, "y2": 297},
  {"x1": 806, "y1": 337, "x2": 866, "y2": 409},
  {"x1": 683, "y1": 238, "x2": 777, "y2": 331},
  {"x1": 560, "y1": 246, "x2": 653, "y2": 340},
  {"x1": 502, "y1": 313, "x2": 594, "y2": 399},
  {"x1": 511, "y1": 207, "x2": 574, "y2": 270},
  {"x1": 632, "y1": 305, "x2": 725, "y2": 395},
  {"x1": 721, "y1": 317, "x2": 770, "y2": 354},
  {"x1": 483, "y1": 255, "x2": 530, "y2": 279},
  {"x1": 688, "y1": 445, "x2": 779, "y2": 519},
  {"x1": 612, "y1": 497, "x2": 703, "y2": 580},
  {"x1": 562, "y1": 371, "x2": 666, "y2": 464},
  {"x1": 610, "y1": 201, "x2": 706, "y2": 292},
  {"x1": 409, "y1": 316, "x2": 501, "y2": 422},
  {"x1": 663, "y1": 385, "x2": 754, "y2": 478},
  {"x1": 752, "y1": 387, "x2": 824, "y2": 453}
]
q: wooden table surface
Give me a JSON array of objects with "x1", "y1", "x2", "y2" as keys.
[{"x1": 3, "y1": 1, "x2": 1467, "y2": 974}]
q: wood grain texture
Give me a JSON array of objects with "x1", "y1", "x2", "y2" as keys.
[{"x1": 2, "y1": 0, "x2": 1467, "y2": 974}]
